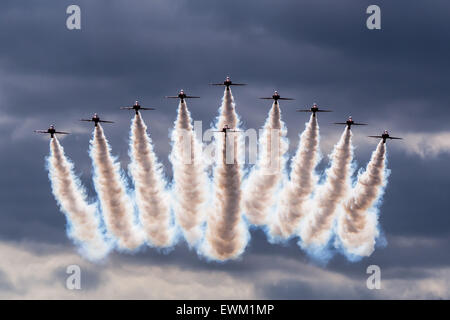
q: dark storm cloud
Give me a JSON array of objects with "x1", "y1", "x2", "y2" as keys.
[
  {"x1": 0, "y1": 0, "x2": 449, "y2": 299},
  {"x1": 1, "y1": 0, "x2": 449, "y2": 122}
]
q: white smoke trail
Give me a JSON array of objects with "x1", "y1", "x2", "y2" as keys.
[
  {"x1": 270, "y1": 115, "x2": 320, "y2": 238},
  {"x1": 204, "y1": 134, "x2": 247, "y2": 260},
  {"x1": 217, "y1": 88, "x2": 239, "y2": 130},
  {"x1": 204, "y1": 88, "x2": 248, "y2": 260},
  {"x1": 170, "y1": 102, "x2": 208, "y2": 246},
  {"x1": 129, "y1": 114, "x2": 175, "y2": 248},
  {"x1": 90, "y1": 125, "x2": 144, "y2": 250},
  {"x1": 300, "y1": 127, "x2": 353, "y2": 247},
  {"x1": 47, "y1": 138, "x2": 110, "y2": 261},
  {"x1": 337, "y1": 141, "x2": 388, "y2": 257},
  {"x1": 243, "y1": 102, "x2": 288, "y2": 225}
]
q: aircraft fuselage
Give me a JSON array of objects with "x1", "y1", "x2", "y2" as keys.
[
  {"x1": 224, "y1": 80, "x2": 232, "y2": 90},
  {"x1": 272, "y1": 94, "x2": 281, "y2": 103},
  {"x1": 132, "y1": 105, "x2": 141, "y2": 114},
  {"x1": 92, "y1": 117, "x2": 100, "y2": 126},
  {"x1": 178, "y1": 93, "x2": 187, "y2": 102},
  {"x1": 48, "y1": 128, "x2": 56, "y2": 138}
]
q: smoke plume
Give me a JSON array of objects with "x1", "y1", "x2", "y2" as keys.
[
  {"x1": 271, "y1": 115, "x2": 320, "y2": 238},
  {"x1": 300, "y1": 127, "x2": 353, "y2": 247},
  {"x1": 243, "y1": 102, "x2": 288, "y2": 225},
  {"x1": 129, "y1": 114, "x2": 174, "y2": 248},
  {"x1": 44, "y1": 88, "x2": 392, "y2": 263},
  {"x1": 90, "y1": 125, "x2": 144, "y2": 250},
  {"x1": 217, "y1": 88, "x2": 239, "y2": 130},
  {"x1": 47, "y1": 138, "x2": 110, "y2": 260},
  {"x1": 204, "y1": 88, "x2": 247, "y2": 260},
  {"x1": 170, "y1": 102, "x2": 208, "y2": 246},
  {"x1": 337, "y1": 141, "x2": 387, "y2": 256}
]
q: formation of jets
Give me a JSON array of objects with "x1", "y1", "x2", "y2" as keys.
[{"x1": 34, "y1": 76, "x2": 403, "y2": 144}]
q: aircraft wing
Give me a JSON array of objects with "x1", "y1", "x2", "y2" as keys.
[
  {"x1": 185, "y1": 95, "x2": 200, "y2": 98},
  {"x1": 317, "y1": 110, "x2": 333, "y2": 112},
  {"x1": 259, "y1": 97, "x2": 274, "y2": 100},
  {"x1": 334, "y1": 122, "x2": 347, "y2": 125},
  {"x1": 99, "y1": 120, "x2": 114, "y2": 123},
  {"x1": 353, "y1": 123, "x2": 368, "y2": 126},
  {"x1": 278, "y1": 97, "x2": 295, "y2": 100},
  {"x1": 296, "y1": 109, "x2": 312, "y2": 112},
  {"x1": 55, "y1": 131, "x2": 70, "y2": 134},
  {"x1": 34, "y1": 130, "x2": 48, "y2": 133},
  {"x1": 140, "y1": 107, "x2": 156, "y2": 110},
  {"x1": 209, "y1": 83, "x2": 246, "y2": 86},
  {"x1": 389, "y1": 137, "x2": 403, "y2": 140},
  {"x1": 120, "y1": 107, "x2": 133, "y2": 110},
  {"x1": 80, "y1": 119, "x2": 93, "y2": 122},
  {"x1": 165, "y1": 96, "x2": 179, "y2": 99},
  {"x1": 368, "y1": 136, "x2": 383, "y2": 139}
]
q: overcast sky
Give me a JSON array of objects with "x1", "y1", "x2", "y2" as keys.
[{"x1": 0, "y1": 0, "x2": 449, "y2": 299}]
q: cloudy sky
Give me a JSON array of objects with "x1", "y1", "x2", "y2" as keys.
[{"x1": 0, "y1": 0, "x2": 449, "y2": 299}]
